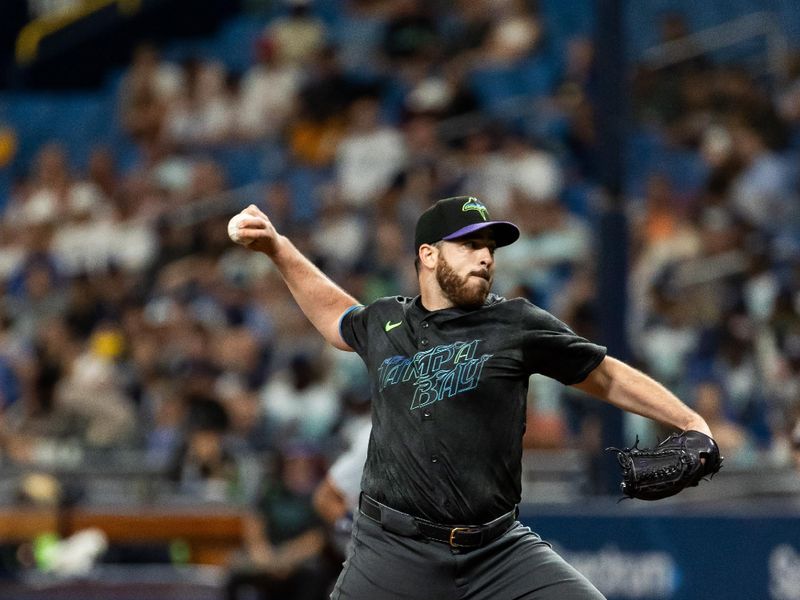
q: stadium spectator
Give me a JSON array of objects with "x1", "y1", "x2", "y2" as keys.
[
  {"x1": 791, "y1": 417, "x2": 800, "y2": 471},
  {"x1": 226, "y1": 443, "x2": 338, "y2": 600},
  {"x1": 501, "y1": 133, "x2": 564, "y2": 207},
  {"x1": 2, "y1": 0, "x2": 800, "y2": 529},
  {"x1": 480, "y1": 0, "x2": 543, "y2": 66},
  {"x1": 53, "y1": 324, "x2": 137, "y2": 447},
  {"x1": 494, "y1": 193, "x2": 591, "y2": 308},
  {"x1": 236, "y1": 37, "x2": 303, "y2": 140},
  {"x1": 263, "y1": 0, "x2": 327, "y2": 67},
  {"x1": 162, "y1": 58, "x2": 236, "y2": 147},
  {"x1": 289, "y1": 46, "x2": 361, "y2": 167},
  {"x1": 168, "y1": 393, "x2": 241, "y2": 502},
  {"x1": 728, "y1": 120, "x2": 797, "y2": 235},
  {"x1": 260, "y1": 352, "x2": 340, "y2": 447},
  {"x1": 49, "y1": 181, "x2": 117, "y2": 276},
  {"x1": 309, "y1": 191, "x2": 369, "y2": 275},
  {"x1": 381, "y1": 0, "x2": 438, "y2": 64},
  {"x1": 4, "y1": 253, "x2": 68, "y2": 344},
  {"x1": 312, "y1": 415, "x2": 370, "y2": 560},
  {"x1": 454, "y1": 128, "x2": 509, "y2": 209},
  {"x1": 334, "y1": 94, "x2": 407, "y2": 207},
  {"x1": 691, "y1": 380, "x2": 753, "y2": 464},
  {"x1": 118, "y1": 43, "x2": 185, "y2": 144},
  {"x1": 4, "y1": 143, "x2": 71, "y2": 230},
  {"x1": 144, "y1": 386, "x2": 186, "y2": 469}
]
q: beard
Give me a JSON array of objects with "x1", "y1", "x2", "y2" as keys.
[{"x1": 435, "y1": 255, "x2": 492, "y2": 309}]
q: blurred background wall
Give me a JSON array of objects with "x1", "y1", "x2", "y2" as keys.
[{"x1": 1, "y1": 1, "x2": 800, "y2": 599}]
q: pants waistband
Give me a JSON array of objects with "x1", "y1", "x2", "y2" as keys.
[{"x1": 358, "y1": 493, "x2": 516, "y2": 549}]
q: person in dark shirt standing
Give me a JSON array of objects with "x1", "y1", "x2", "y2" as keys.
[
  {"x1": 226, "y1": 444, "x2": 339, "y2": 600},
  {"x1": 228, "y1": 196, "x2": 715, "y2": 599}
]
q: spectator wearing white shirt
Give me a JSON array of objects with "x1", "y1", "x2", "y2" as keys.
[
  {"x1": 236, "y1": 38, "x2": 303, "y2": 140},
  {"x1": 118, "y1": 43, "x2": 185, "y2": 144},
  {"x1": 729, "y1": 121, "x2": 798, "y2": 234},
  {"x1": 162, "y1": 59, "x2": 237, "y2": 146},
  {"x1": 260, "y1": 352, "x2": 341, "y2": 446},
  {"x1": 335, "y1": 96, "x2": 407, "y2": 208}
]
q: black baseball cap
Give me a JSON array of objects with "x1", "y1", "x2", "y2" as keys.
[{"x1": 414, "y1": 196, "x2": 520, "y2": 250}]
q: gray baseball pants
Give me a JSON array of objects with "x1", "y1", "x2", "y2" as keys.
[{"x1": 330, "y1": 511, "x2": 606, "y2": 600}]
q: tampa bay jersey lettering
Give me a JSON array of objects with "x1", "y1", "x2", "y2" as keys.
[{"x1": 377, "y1": 340, "x2": 493, "y2": 410}]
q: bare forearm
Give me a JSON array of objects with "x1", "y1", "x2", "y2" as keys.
[
  {"x1": 228, "y1": 205, "x2": 358, "y2": 350},
  {"x1": 242, "y1": 514, "x2": 273, "y2": 564},
  {"x1": 313, "y1": 476, "x2": 349, "y2": 525},
  {"x1": 268, "y1": 236, "x2": 358, "y2": 350},
  {"x1": 574, "y1": 357, "x2": 712, "y2": 436},
  {"x1": 272, "y1": 529, "x2": 325, "y2": 571}
]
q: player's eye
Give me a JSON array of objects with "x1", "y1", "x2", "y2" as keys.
[{"x1": 464, "y1": 240, "x2": 495, "y2": 254}]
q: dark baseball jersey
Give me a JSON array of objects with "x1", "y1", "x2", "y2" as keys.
[{"x1": 339, "y1": 293, "x2": 606, "y2": 525}]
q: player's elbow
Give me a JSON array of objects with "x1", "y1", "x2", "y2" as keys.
[
  {"x1": 571, "y1": 356, "x2": 613, "y2": 398},
  {"x1": 327, "y1": 335, "x2": 354, "y2": 352}
]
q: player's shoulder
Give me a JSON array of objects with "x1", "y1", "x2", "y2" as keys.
[
  {"x1": 490, "y1": 295, "x2": 565, "y2": 326},
  {"x1": 496, "y1": 295, "x2": 544, "y2": 311},
  {"x1": 472, "y1": 294, "x2": 526, "y2": 322},
  {"x1": 484, "y1": 293, "x2": 529, "y2": 313},
  {"x1": 353, "y1": 295, "x2": 413, "y2": 319},
  {"x1": 370, "y1": 295, "x2": 414, "y2": 309}
]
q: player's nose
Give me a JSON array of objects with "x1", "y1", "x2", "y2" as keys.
[{"x1": 477, "y1": 246, "x2": 493, "y2": 267}]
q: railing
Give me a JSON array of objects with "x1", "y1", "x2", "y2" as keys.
[
  {"x1": 15, "y1": 0, "x2": 144, "y2": 65},
  {"x1": 641, "y1": 11, "x2": 790, "y2": 83}
]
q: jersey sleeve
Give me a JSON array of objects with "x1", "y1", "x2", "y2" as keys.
[
  {"x1": 339, "y1": 304, "x2": 369, "y2": 356},
  {"x1": 519, "y1": 301, "x2": 606, "y2": 384}
]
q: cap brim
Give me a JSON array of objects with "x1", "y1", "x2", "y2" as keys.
[{"x1": 441, "y1": 221, "x2": 520, "y2": 247}]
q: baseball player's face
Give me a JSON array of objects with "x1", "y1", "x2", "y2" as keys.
[{"x1": 435, "y1": 231, "x2": 496, "y2": 309}]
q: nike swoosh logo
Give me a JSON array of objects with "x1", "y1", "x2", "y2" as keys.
[{"x1": 384, "y1": 320, "x2": 403, "y2": 332}]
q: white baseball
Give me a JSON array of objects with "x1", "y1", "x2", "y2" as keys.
[{"x1": 227, "y1": 213, "x2": 253, "y2": 246}]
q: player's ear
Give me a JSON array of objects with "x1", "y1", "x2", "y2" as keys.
[{"x1": 418, "y1": 243, "x2": 439, "y2": 270}]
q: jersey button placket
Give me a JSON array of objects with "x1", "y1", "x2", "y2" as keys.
[
  {"x1": 421, "y1": 407, "x2": 437, "y2": 470},
  {"x1": 419, "y1": 318, "x2": 430, "y2": 347}
]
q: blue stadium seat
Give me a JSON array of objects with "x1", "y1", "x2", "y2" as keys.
[
  {"x1": 561, "y1": 182, "x2": 593, "y2": 219},
  {"x1": 204, "y1": 14, "x2": 266, "y2": 75},
  {"x1": 5, "y1": 92, "x2": 119, "y2": 174},
  {"x1": 515, "y1": 54, "x2": 558, "y2": 99},
  {"x1": 212, "y1": 143, "x2": 285, "y2": 188},
  {"x1": 538, "y1": 0, "x2": 595, "y2": 40},
  {"x1": 468, "y1": 65, "x2": 519, "y2": 116},
  {"x1": 286, "y1": 166, "x2": 330, "y2": 223}
]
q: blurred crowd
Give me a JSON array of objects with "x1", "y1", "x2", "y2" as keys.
[{"x1": 1, "y1": 1, "x2": 800, "y2": 531}]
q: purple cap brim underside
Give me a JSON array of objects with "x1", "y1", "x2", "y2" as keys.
[{"x1": 441, "y1": 221, "x2": 520, "y2": 245}]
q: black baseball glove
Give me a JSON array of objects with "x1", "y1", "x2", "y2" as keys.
[{"x1": 606, "y1": 430, "x2": 723, "y2": 501}]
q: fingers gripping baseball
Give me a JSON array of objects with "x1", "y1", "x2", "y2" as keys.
[{"x1": 227, "y1": 205, "x2": 278, "y2": 253}]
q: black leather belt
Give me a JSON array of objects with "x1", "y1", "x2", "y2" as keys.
[{"x1": 359, "y1": 493, "x2": 516, "y2": 549}]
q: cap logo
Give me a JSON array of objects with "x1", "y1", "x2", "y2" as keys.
[{"x1": 462, "y1": 197, "x2": 488, "y2": 221}]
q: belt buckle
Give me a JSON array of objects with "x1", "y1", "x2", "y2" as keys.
[{"x1": 449, "y1": 526, "x2": 481, "y2": 548}]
